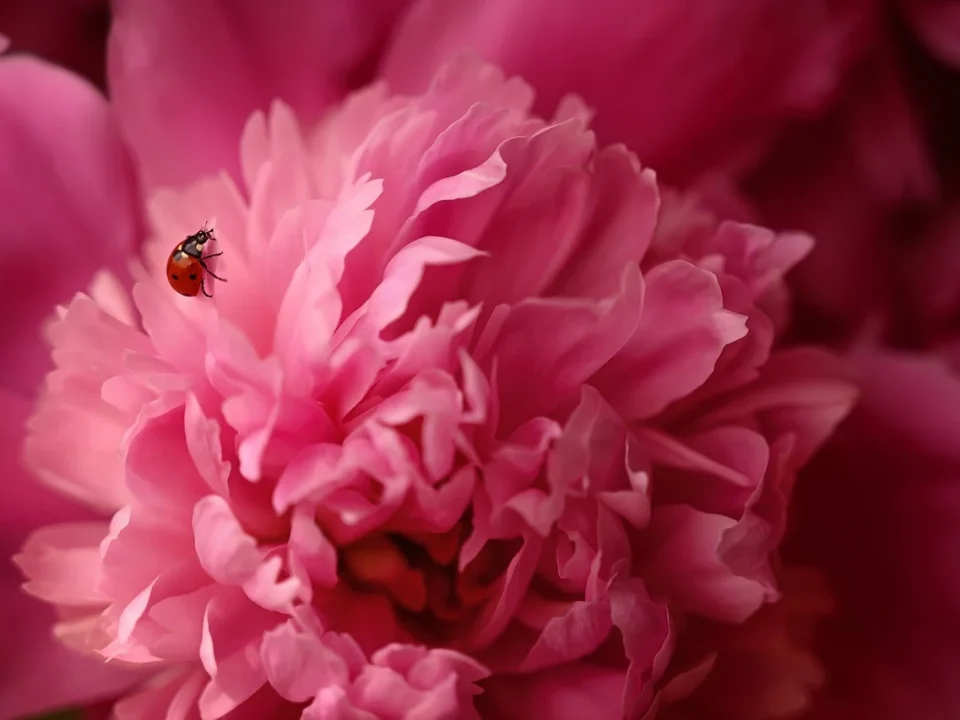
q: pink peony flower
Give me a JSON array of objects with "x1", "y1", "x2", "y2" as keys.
[{"x1": 13, "y1": 53, "x2": 855, "y2": 719}]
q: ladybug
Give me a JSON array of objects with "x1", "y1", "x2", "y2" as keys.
[{"x1": 165, "y1": 225, "x2": 226, "y2": 298}]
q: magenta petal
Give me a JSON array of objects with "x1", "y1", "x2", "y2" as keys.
[
  {"x1": 490, "y1": 264, "x2": 644, "y2": 433},
  {"x1": 594, "y1": 260, "x2": 747, "y2": 421},
  {"x1": 641, "y1": 505, "x2": 776, "y2": 623},
  {"x1": 107, "y1": 0, "x2": 410, "y2": 189},
  {"x1": 0, "y1": 56, "x2": 141, "y2": 395}
]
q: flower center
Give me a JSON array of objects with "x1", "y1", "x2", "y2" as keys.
[{"x1": 339, "y1": 523, "x2": 520, "y2": 643}]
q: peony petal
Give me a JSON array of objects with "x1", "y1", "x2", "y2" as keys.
[
  {"x1": 640, "y1": 505, "x2": 777, "y2": 623},
  {"x1": 193, "y1": 495, "x2": 263, "y2": 586},
  {"x1": 15, "y1": 522, "x2": 109, "y2": 606},
  {"x1": 489, "y1": 264, "x2": 644, "y2": 434},
  {"x1": 197, "y1": 589, "x2": 276, "y2": 719},
  {"x1": 593, "y1": 259, "x2": 747, "y2": 421},
  {"x1": 125, "y1": 406, "x2": 208, "y2": 519},
  {"x1": 114, "y1": 668, "x2": 207, "y2": 720},
  {"x1": 183, "y1": 394, "x2": 231, "y2": 496},
  {"x1": 260, "y1": 621, "x2": 352, "y2": 703}
]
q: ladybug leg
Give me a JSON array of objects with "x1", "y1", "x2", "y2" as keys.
[
  {"x1": 199, "y1": 256, "x2": 227, "y2": 282},
  {"x1": 200, "y1": 276, "x2": 214, "y2": 299}
]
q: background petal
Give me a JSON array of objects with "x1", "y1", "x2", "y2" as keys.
[
  {"x1": 380, "y1": 0, "x2": 861, "y2": 184},
  {"x1": 107, "y1": 0, "x2": 411, "y2": 190},
  {"x1": 788, "y1": 351, "x2": 960, "y2": 719},
  {"x1": 0, "y1": 55, "x2": 142, "y2": 716},
  {"x1": 0, "y1": 55, "x2": 142, "y2": 396}
]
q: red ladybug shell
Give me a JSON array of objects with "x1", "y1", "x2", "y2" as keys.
[
  {"x1": 166, "y1": 248, "x2": 204, "y2": 296},
  {"x1": 165, "y1": 227, "x2": 224, "y2": 298}
]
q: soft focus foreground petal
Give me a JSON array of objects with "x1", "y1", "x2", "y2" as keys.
[
  {"x1": 789, "y1": 350, "x2": 960, "y2": 719},
  {"x1": 0, "y1": 55, "x2": 141, "y2": 395},
  {"x1": 0, "y1": 390, "x2": 140, "y2": 717},
  {"x1": 381, "y1": 0, "x2": 861, "y2": 183},
  {"x1": 108, "y1": 0, "x2": 410, "y2": 190}
]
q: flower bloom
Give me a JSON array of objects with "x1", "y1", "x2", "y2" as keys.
[{"x1": 15, "y1": 57, "x2": 855, "y2": 718}]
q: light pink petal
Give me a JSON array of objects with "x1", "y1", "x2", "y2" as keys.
[
  {"x1": 99, "y1": 506, "x2": 198, "y2": 601},
  {"x1": 114, "y1": 668, "x2": 207, "y2": 720},
  {"x1": 593, "y1": 260, "x2": 747, "y2": 421},
  {"x1": 260, "y1": 621, "x2": 351, "y2": 703},
  {"x1": 125, "y1": 406, "x2": 208, "y2": 519},
  {"x1": 15, "y1": 522, "x2": 109, "y2": 606},
  {"x1": 183, "y1": 394, "x2": 231, "y2": 495},
  {"x1": 0, "y1": 55, "x2": 141, "y2": 395},
  {"x1": 489, "y1": 264, "x2": 644, "y2": 434},
  {"x1": 288, "y1": 506, "x2": 339, "y2": 590},
  {"x1": 22, "y1": 295, "x2": 146, "y2": 513},
  {"x1": 193, "y1": 495, "x2": 262, "y2": 586},
  {"x1": 198, "y1": 590, "x2": 275, "y2": 719},
  {"x1": 363, "y1": 235, "x2": 489, "y2": 333},
  {"x1": 107, "y1": 0, "x2": 410, "y2": 189},
  {"x1": 273, "y1": 443, "x2": 347, "y2": 514}
]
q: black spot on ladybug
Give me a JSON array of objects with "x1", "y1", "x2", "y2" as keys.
[
  {"x1": 172, "y1": 273, "x2": 179, "y2": 280},
  {"x1": 189, "y1": 273, "x2": 198, "y2": 280}
]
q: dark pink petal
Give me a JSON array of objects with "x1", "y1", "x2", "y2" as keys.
[
  {"x1": 594, "y1": 260, "x2": 747, "y2": 421},
  {"x1": 108, "y1": 0, "x2": 410, "y2": 189},
  {"x1": 640, "y1": 505, "x2": 777, "y2": 623},
  {"x1": 489, "y1": 264, "x2": 644, "y2": 433}
]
